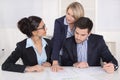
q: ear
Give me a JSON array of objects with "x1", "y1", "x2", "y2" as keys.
[
  {"x1": 32, "y1": 30, "x2": 37, "y2": 36},
  {"x1": 88, "y1": 32, "x2": 91, "y2": 36}
]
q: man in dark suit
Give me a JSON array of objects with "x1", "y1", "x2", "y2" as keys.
[{"x1": 61, "y1": 17, "x2": 118, "y2": 73}]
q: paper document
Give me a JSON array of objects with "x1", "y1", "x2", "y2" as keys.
[{"x1": 49, "y1": 68, "x2": 99, "y2": 80}]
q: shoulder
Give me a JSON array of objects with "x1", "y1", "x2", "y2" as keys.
[
  {"x1": 63, "y1": 36, "x2": 76, "y2": 49},
  {"x1": 66, "y1": 36, "x2": 75, "y2": 41},
  {"x1": 16, "y1": 39, "x2": 27, "y2": 47},
  {"x1": 55, "y1": 16, "x2": 65, "y2": 23},
  {"x1": 44, "y1": 38, "x2": 51, "y2": 42},
  {"x1": 88, "y1": 34, "x2": 106, "y2": 48},
  {"x1": 89, "y1": 34, "x2": 103, "y2": 40},
  {"x1": 65, "y1": 36, "x2": 75, "y2": 44},
  {"x1": 43, "y1": 38, "x2": 51, "y2": 45},
  {"x1": 88, "y1": 34, "x2": 105, "y2": 44}
]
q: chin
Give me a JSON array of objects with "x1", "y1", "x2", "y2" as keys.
[
  {"x1": 43, "y1": 33, "x2": 46, "y2": 36},
  {"x1": 67, "y1": 20, "x2": 71, "y2": 24},
  {"x1": 76, "y1": 41, "x2": 82, "y2": 44},
  {"x1": 77, "y1": 42, "x2": 80, "y2": 44},
  {"x1": 76, "y1": 41, "x2": 79, "y2": 44}
]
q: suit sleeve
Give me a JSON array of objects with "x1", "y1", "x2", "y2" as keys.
[
  {"x1": 61, "y1": 43, "x2": 74, "y2": 66},
  {"x1": 99, "y1": 36, "x2": 118, "y2": 67},
  {"x1": 61, "y1": 37, "x2": 77, "y2": 66},
  {"x1": 51, "y1": 19, "x2": 63, "y2": 61},
  {"x1": 2, "y1": 43, "x2": 26, "y2": 73}
]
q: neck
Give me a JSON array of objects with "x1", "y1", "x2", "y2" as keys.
[
  {"x1": 31, "y1": 36, "x2": 42, "y2": 44},
  {"x1": 31, "y1": 36, "x2": 42, "y2": 53},
  {"x1": 69, "y1": 23, "x2": 74, "y2": 30}
]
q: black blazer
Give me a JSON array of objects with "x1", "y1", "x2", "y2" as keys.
[
  {"x1": 51, "y1": 16, "x2": 68, "y2": 61},
  {"x1": 61, "y1": 34, "x2": 118, "y2": 67},
  {"x1": 2, "y1": 38, "x2": 52, "y2": 73}
]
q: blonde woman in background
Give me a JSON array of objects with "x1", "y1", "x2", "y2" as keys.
[{"x1": 51, "y1": 2, "x2": 84, "y2": 72}]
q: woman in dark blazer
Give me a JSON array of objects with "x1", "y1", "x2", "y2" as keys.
[
  {"x1": 51, "y1": 2, "x2": 84, "y2": 72},
  {"x1": 2, "y1": 16, "x2": 52, "y2": 73}
]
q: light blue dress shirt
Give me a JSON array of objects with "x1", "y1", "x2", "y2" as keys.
[
  {"x1": 26, "y1": 38, "x2": 47, "y2": 65},
  {"x1": 77, "y1": 39, "x2": 88, "y2": 62},
  {"x1": 64, "y1": 17, "x2": 75, "y2": 38}
]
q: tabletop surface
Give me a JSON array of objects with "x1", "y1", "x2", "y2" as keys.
[{"x1": 0, "y1": 67, "x2": 120, "y2": 80}]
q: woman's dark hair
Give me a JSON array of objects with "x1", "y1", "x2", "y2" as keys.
[
  {"x1": 74, "y1": 17, "x2": 93, "y2": 33},
  {"x1": 17, "y1": 16, "x2": 42, "y2": 37}
]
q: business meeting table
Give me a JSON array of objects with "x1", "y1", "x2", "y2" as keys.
[{"x1": 0, "y1": 66, "x2": 120, "y2": 80}]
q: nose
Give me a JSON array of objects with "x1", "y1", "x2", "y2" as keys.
[{"x1": 76, "y1": 35, "x2": 81, "y2": 39}]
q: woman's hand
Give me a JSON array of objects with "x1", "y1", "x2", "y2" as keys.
[
  {"x1": 51, "y1": 60, "x2": 63, "y2": 72},
  {"x1": 25, "y1": 65, "x2": 44, "y2": 72}
]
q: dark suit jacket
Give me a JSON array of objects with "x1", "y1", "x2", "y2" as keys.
[
  {"x1": 51, "y1": 16, "x2": 68, "y2": 61},
  {"x1": 2, "y1": 38, "x2": 52, "y2": 73},
  {"x1": 61, "y1": 34, "x2": 118, "y2": 67}
]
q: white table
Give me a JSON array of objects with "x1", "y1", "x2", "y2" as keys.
[{"x1": 0, "y1": 67, "x2": 120, "y2": 80}]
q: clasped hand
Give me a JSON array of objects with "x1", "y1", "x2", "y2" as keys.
[
  {"x1": 25, "y1": 62, "x2": 51, "y2": 72},
  {"x1": 73, "y1": 62, "x2": 89, "y2": 68}
]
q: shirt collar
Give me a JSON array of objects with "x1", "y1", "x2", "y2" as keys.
[
  {"x1": 41, "y1": 38, "x2": 47, "y2": 48},
  {"x1": 77, "y1": 37, "x2": 88, "y2": 45},
  {"x1": 26, "y1": 38, "x2": 47, "y2": 48}
]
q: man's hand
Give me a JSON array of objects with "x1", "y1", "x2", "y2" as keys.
[
  {"x1": 41, "y1": 62, "x2": 51, "y2": 67},
  {"x1": 73, "y1": 62, "x2": 89, "y2": 68},
  {"x1": 51, "y1": 60, "x2": 63, "y2": 72},
  {"x1": 103, "y1": 62, "x2": 114, "y2": 74}
]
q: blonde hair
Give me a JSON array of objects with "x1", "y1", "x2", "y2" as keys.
[{"x1": 66, "y1": 2, "x2": 84, "y2": 21}]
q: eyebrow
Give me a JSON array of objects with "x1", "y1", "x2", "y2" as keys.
[
  {"x1": 37, "y1": 24, "x2": 45, "y2": 30},
  {"x1": 75, "y1": 30, "x2": 88, "y2": 35}
]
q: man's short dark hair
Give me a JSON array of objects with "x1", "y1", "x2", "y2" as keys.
[{"x1": 74, "y1": 17, "x2": 93, "y2": 33}]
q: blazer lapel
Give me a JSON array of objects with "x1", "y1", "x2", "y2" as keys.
[
  {"x1": 87, "y1": 38, "x2": 92, "y2": 65},
  {"x1": 73, "y1": 43, "x2": 77, "y2": 62},
  {"x1": 71, "y1": 38, "x2": 77, "y2": 62},
  {"x1": 26, "y1": 47, "x2": 38, "y2": 65},
  {"x1": 64, "y1": 25, "x2": 68, "y2": 36},
  {"x1": 45, "y1": 45, "x2": 51, "y2": 62}
]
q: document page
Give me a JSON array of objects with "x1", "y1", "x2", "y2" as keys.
[
  {"x1": 49, "y1": 67, "x2": 99, "y2": 80},
  {"x1": 72, "y1": 67, "x2": 105, "y2": 75}
]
